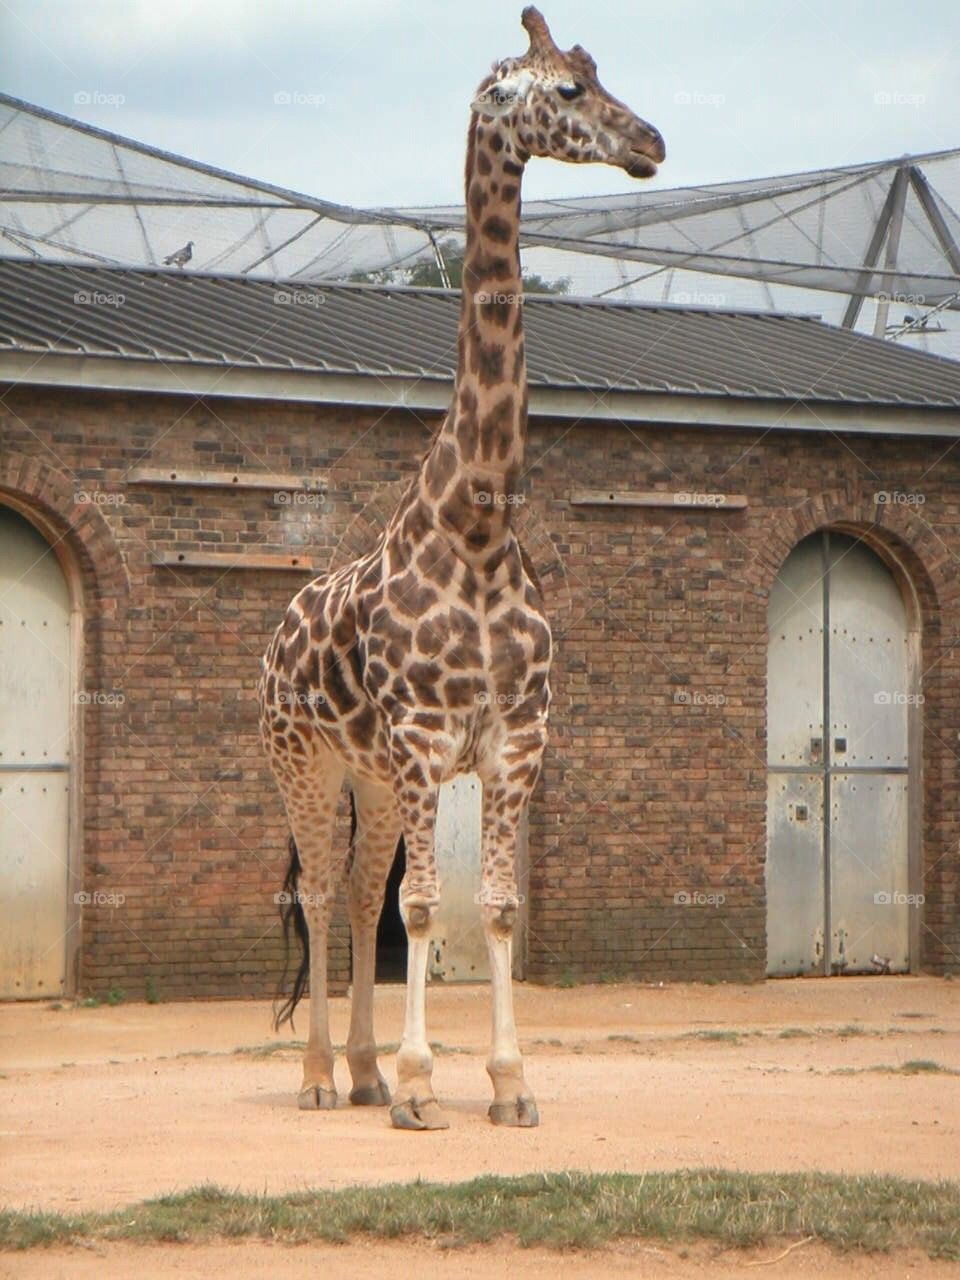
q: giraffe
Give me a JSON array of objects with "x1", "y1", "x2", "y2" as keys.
[{"x1": 257, "y1": 5, "x2": 664, "y2": 1131}]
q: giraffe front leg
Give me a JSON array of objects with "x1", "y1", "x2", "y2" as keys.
[
  {"x1": 480, "y1": 771, "x2": 539, "y2": 1128},
  {"x1": 389, "y1": 744, "x2": 447, "y2": 1131}
]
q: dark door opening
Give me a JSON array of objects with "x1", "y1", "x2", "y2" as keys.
[{"x1": 375, "y1": 835, "x2": 407, "y2": 981}]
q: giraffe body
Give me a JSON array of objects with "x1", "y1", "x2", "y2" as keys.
[{"x1": 258, "y1": 5, "x2": 664, "y2": 1129}]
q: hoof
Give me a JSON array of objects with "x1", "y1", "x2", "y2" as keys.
[
  {"x1": 349, "y1": 1077, "x2": 392, "y2": 1107},
  {"x1": 298, "y1": 1085, "x2": 338, "y2": 1110},
  {"x1": 390, "y1": 1097, "x2": 450, "y2": 1130},
  {"x1": 489, "y1": 1097, "x2": 539, "y2": 1127}
]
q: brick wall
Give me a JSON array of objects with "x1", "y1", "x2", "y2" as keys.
[{"x1": 1, "y1": 384, "x2": 957, "y2": 997}]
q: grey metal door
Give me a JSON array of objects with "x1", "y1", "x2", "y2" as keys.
[
  {"x1": 431, "y1": 772, "x2": 488, "y2": 981},
  {"x1": 766, "y1": 532, "x2": 912, "y2": 975},
  {"x1": 0, "y1": 506, "x2": 72, "y2": 998},
  {"x1": 429, "y1": 772, "x2": 529, "y2": 982}
]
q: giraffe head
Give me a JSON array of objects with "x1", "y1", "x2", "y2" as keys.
[{"x1": 471, "y1": 6, "x2": 665, "y2": 179}]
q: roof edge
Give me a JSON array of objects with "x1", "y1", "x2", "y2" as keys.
[{"x1": 4, "y1": 351, "x2": 960, "y2": 435}]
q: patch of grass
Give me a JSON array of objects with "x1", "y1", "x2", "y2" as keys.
[
  {"x1": 45, "y1": 1002, "x2": 64, "y2": 1012},
  {"x1": 607, "y1": 1033, "x2": 641, "y2": 1044},
  {"x1": 105, "y1": 984, "x2": 125, "y2": 1007},
  {"x1": 2, "y1": 1170, "x2": 960, "y2": 1258},
  {"x1": 232, "y1": 1040, "x2": 306, "y2": 1058},
  {"x1": 830, "y1": 1060, "x2": 960, "y2": 1077},
  {"x1": 555, "y1": 970, "x2": 577, "y2": 989},
  {"x1": 144, "y1": 977, "x2": 159, "y2": 1005},
  {"x1": 683, "y1": 1029, "x2": 743, "y2": 1044},
  {"x1": 77, "y1": 997, "x2": 99, "y2": 1009},
  {"x1": 778, "y1": 1027, "x2": 813, "y2": 1039},
  {"x1": 229, "y1": 1040, "x2": 466, "y2": 1061}
]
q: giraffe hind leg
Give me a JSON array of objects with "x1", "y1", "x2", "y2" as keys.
[
  {"x1": 345, "y1": 779, "x2": 401, "y2": 1106},
  {"x1": 271, "y1": 751, "x2": 346, "y2": 1110}
]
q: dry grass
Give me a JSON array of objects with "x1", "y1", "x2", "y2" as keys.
[{"x1": 3, "y1": 1170, "x2": 960, "y2": 1258}]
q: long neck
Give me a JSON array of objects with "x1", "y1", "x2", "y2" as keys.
[{"x1": 418, "y1": 114, "x2": 528, "y2": 558}]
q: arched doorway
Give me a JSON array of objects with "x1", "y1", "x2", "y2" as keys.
[
  {"x1": 0, "y1": 505, "x2": 74, "y2": 997},
  {"x1": 766, "y1": 530, "x2": 919, "y2": 975}
]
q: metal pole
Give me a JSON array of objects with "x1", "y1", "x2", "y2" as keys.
[
  {"x1": 909, "y1": 167, "x2": 960, "y2": 275},
  {"x1": 425, "y1": 228, "x2": 452, "y2": 289},
  {"x1": 873, "y1": 166, "x2": 909, "y2": 337},
  {"x1": 841, "y1": 169, "x2": 900, "y2": 329}
]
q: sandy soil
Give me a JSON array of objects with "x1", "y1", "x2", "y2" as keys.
[
  {"x1": 2, "y1": 1239, "x2": 957, "y2": 1280},
  {"x1": 1, "y1": 977, "x2": 959, "y2": 1277}
]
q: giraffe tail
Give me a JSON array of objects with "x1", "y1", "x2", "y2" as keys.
[{"x1": 274, "y1": 834, "x2": 310, "y2": 1030}]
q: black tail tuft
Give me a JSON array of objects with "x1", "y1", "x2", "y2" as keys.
[
  {"x1": 274, "y1": 835, "x2": 309, "y2": 1030},
  {"x1": 348, "y1": 790, "x2": 358, "y2": 860}
]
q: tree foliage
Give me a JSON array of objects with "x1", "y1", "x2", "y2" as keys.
[{"x1": 350, "y1": 238, "x2": 570, "y2": 294}]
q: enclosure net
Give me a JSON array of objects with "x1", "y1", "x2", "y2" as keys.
[{"x1": 3, "y1": 93, "x2": 959, "y2": 358}]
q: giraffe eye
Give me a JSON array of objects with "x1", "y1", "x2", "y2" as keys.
[{"x1": 557, "y1": 83, "x2": 584, "y2": 101}]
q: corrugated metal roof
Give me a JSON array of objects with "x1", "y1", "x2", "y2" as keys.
[{"x1": 2, "y1": 260, "x2": 959, "y2": 408}]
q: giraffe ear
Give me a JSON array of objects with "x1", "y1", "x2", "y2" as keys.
[{"x1": 471, "y1": 69, "x2": 534, "y2": 118}]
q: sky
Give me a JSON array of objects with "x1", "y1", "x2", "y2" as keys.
[{"x1": 2, "y1": 0, "x2": 958, "y2": 210}]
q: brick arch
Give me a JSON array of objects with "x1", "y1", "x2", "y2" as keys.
[
  {"x1": 0, "y1": 451, "x2": 130, "y2": 613},
  {"x1": 750, "y1": 487, "x2": 948, "y2": 625}
]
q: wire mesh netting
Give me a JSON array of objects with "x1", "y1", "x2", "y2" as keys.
[{"x1": 2, "y1": 92, "x2": 959, "y2": 358}]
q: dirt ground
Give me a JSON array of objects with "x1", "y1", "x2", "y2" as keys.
[
  {"x1": 1, "y1": 976, "x2": 959, "y2": 1277},
  {"x1": 3, "y1": 1239, "x2": 958, "y2": 1280}
]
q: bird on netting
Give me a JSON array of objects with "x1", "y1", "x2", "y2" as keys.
[{"x1": 163, "y1": 241, "x2": 194, "y2": 268}]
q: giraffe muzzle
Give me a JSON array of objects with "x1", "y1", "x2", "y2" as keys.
[{"x1": 625, "y1": 121, "x2": 665, "y2": 178}]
